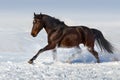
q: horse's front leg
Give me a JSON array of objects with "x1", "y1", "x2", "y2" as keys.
[{"x1": 28, "y1": 43, "x2": 56, "y2": 64}]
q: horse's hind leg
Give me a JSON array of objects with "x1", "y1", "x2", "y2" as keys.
[{"x1": 87, "y1": 47, "x2": 100, "y2": 63}]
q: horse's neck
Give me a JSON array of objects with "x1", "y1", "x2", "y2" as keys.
[
  {"x1": 44, "y1": 24, "x2": 66, "y2": 36},
  {"x1": 44, "y1": 26, "x2": 52, "y2": 35}
]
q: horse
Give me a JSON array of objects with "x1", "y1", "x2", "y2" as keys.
[{"x1": 28, "y1": 13, "x2": 114, "y2": 64}]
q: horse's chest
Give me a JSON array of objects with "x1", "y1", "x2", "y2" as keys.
[{"x1": 48, "y1": 29, "x2": 63, "y2": 43}]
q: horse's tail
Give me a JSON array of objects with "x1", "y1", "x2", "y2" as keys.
[{"x1": 91, "y1": 28, "x2": 114, "y2": 53}]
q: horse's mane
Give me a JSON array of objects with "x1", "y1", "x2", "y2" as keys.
[{"x1": 42, "y1": 14, "x2": 66, "y2": 26}]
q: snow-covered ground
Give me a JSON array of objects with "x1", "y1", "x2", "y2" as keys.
[
  {"x1": 0, "y1": 61, "x2": 120, "y2": 80},
  {"x1": 0, "y1": 24, "x2": 120, "y2": 80}
]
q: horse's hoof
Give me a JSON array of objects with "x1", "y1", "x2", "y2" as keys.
[{"x1": 28, "y1": 60, "x2": 33, "y2": 64}]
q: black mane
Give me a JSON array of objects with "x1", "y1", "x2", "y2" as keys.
[{"x1": 42, "y1": 14, "x2": 66, "y2": 26}]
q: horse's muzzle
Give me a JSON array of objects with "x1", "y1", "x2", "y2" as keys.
[{"x1": 31, "y1": 32, "x2": 37, "y2": 37}]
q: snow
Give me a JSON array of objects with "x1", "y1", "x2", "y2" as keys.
[
  {"x1": 0, "y1": 61, "x2": 120, "y2": 80},
  {"x1": 0, "y1": 25, "x2": 120, "y2": 80}
]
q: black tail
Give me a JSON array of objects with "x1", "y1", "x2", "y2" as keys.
[{"x1": 91, "y1": 28, "x2": 114, "y2": 53}]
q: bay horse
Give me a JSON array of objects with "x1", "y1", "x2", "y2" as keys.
[{"x1": 28, "y1": 13, "x2": 114, "y2": 64}]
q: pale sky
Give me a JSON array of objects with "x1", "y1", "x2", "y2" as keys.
[{"x1": 0, "y1": 0, "x2": 120, "y2": 31}]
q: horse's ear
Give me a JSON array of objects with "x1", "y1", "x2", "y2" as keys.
[
  {"x1": 40, "y1": 13, "x2": 43, "y2": 19},
  {"x1": 34, "y1": 12, "x2": 36, "y2": 16},
  {"x1": 40, "y1": 12, "x2": 42, "y2": 15}
]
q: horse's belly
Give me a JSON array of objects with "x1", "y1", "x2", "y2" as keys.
[{"x1": 59, "y1": 34, "x2": 80, "y2": 48}]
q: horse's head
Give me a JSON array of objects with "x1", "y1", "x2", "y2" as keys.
[{"x1": 31, "y1": 13, "x2": 44, "y2": 37}]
